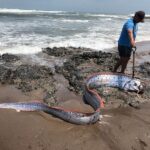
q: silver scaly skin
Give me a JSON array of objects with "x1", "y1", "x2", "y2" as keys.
[
  {"x1": 0, "y1": 72, "x2": 144, "y2": 125},
  {"x1": 87, "y1": 73, "x2": 143, "y2": 93}
]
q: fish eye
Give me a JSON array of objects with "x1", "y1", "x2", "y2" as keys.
[{"x1": 134, "y1": 83, "x2": 137, "y2": 86}]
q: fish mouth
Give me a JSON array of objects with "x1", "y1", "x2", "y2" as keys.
[{"x1": 138, "y1": 85, "x2": 144, "y2": 94}]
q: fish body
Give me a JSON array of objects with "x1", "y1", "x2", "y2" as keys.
[
  {"x1": 0, "y1": 101, "x2": 99, "y2": 125},
  {"x1": 0, "y1": 72, "x2": 144, "y2": 125},
  {"x1": 87, "y1": 73, "x2": 143, "y2": 92}
]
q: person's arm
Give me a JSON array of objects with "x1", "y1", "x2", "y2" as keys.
[{"x1": 128, "y1": 29, "x2": 135, "y2": 47}]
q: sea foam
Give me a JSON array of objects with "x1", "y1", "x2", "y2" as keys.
[{"x1": 0, "y1": 9, "x2": 150, "y2": 55}]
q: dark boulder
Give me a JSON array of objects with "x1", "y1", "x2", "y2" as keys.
[
  {"x1": 2, "y1": 53, "x2": 20, "y2": 62},
  {"x1": 139, "y1": 62, "x2": 150, "y2": 78}
]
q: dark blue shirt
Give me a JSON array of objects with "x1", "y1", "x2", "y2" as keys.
[{"x1": 118, "y1": 18, "x2": 138, "y2": 47}]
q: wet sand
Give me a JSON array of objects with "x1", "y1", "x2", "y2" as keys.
[
  {"x1": 0, "y1": 41, "x2": 150, "y2": 150},
  {"x1": 0, "y1": 97, "x2": 150, "y2": 150}
]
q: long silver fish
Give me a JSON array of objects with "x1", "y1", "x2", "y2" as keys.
[{"x1": 0, "y1": 72, "x2": 144, "y2": 125}]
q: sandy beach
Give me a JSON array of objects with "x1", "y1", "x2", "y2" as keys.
[
  {"x1": 0, "y1": 102, "x2": 150, "y2": 150},
  {"x1": 0, "y1": 41, "x2": 150, "y2": 150}
]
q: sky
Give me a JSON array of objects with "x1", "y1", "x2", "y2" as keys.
[{"x1": 0, "y1": 0, "x2": 149, "y2": 14}]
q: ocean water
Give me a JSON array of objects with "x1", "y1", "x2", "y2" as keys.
[{"x1": 0, "y1": 8, "x2": 150, "y2": 55}]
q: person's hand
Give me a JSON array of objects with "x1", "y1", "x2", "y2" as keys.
[{"x1": 132, "y1": 46, "x2": 137, "y2": 52}]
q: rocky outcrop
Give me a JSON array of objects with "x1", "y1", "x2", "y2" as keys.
[
  {"x1": 139, "y1": 62, "x2": 150, "y2": 78},
  {"x1": 0, "y1": 61, "x2": 56, "y2": 103},
  {"x1": 43, "y1": 47, "x2": 92, "y2": 57},
  {"x1": 0, "y1": 48, "x2": 149, "y2": 109},
  {"x1": 55, "y1": 51, "x2": 118, "y2": 93},
  {"x1": 1, "y1": 53, "x2": 20, "y2": 62}
]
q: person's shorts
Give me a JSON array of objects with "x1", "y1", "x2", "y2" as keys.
[{"x1": 118, "y1": 45, "x2": 132, "y2": 57}]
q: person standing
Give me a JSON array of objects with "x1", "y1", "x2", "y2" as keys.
[{"x1": 113, "y1": 11, "x2": 145, "y2": 73}]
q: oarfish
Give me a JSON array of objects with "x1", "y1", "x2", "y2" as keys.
[{"x1": 0, "y1": 72, "x2": 144, "y2": 125}]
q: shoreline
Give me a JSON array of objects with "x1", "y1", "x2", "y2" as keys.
[{"x1": 1, "y1": 40, "x2": 150, "y2": 55}]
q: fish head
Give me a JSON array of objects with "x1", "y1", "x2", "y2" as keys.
[{"x1": 124, "y1": 78, "x2": 144, "y2": 93}]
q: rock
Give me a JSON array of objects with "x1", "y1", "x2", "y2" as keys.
[
  {"x1": 129, "y1": 101, "x2": 140, "y2": 109},
  {"x1": 43, "y1": 47, "x2": 91, "y2": 58},
  {"x1": 12, "y1": 65, "x2": 55, "y2": 94},
  {"x1": 13, "y1": 65, "x2": 53, "y2": 80},
  {"x1": 0, "y1": 64, "x2": 56, "y2": 100},
  {"x1": 143, "y1": 85, "x2": 150, "y2": 98},
  {"x1": 1, "y1": 53, "x2": 20, "y2": 62},
  {"x1": 139, "y1": 62, "x2": 150, "y2": 78},
  {"x1": 0, "y1": 65, "x2": 13, "y2": 84},
  {"x1": 0, "y1": 47, "x2": 149, "y2": 108},
  {"x1": 59, "y1": 51, "x2": 118, "y2": 93},
  {"x1": 55, "y1": 65, "x2": 63, "y2": 74},
  {"x1": 17, "y1": 81, "x2": 33, "y2": 92},
  {"x1": 43, "y1": 47, "x2": 74, "y2": 57}
]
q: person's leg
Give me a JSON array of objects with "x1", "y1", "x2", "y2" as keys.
[
  {"x1": 120, "y1": 46, "x2": 132, "y2": 73},
  {"x1": 113, "y1": 58, "x2": 121, "y2": 72},
  {"x1": 113, "y1": 57, "x2": 128, "y2": 73},
  {"x1": 113, "y1": 45, "x2": 122, "y2": 72},
  {"x1": 120, "y1": 57, "x2": 130, "y2": 73},
  {"x1": 113, "y1": 45, "x2": 131, "y2": 73}
]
